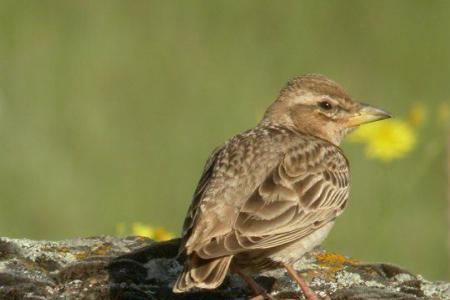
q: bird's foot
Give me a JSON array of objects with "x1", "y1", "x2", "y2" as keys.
[
  {"x1": 248, "y1": 293, "x2": 277, "y2": 300},
  {"x1": 249, "y1": 289, "x2": 277, "y2": 300},
  {"x1": 282, "y1": 263, "x2": 321, "y2": 300},
  {"x1": 241, "y1": 275, "x2": 277, "y2": 300},
  {"x1": 233, "y1": 268, "x2": 277, "y2": 300}
]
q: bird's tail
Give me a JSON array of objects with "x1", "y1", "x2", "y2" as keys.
[{"x1": 172, "y1": 254, "x2": 233, "y2": 293}]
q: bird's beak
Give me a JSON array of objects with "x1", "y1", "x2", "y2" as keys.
[{"x1": 345, "y1": 103, "x2": 392, "y2": 128}]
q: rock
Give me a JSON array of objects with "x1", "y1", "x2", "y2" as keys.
[{"x1": 0, "y1": 236, "x2": 448, "y2": 300}]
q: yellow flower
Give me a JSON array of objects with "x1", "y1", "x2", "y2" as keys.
[
  {"x1": 348, "y1": 119, "x2": 416, "y2": 162},
  {"x1": 408, "y1": 103, "x2": 426, "y2": 126},
  {"x1": 116, "y1": 222, "x2": 175, "y2": 241},
  {"x1": 131, "y1": 222, "x2": 155, "y2": 238},
  {"x1": 153, "y1": 227, "x2": 175, "y2": 241}
]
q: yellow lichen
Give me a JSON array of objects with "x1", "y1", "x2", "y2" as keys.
[
  {"x1": 56, "y1": 246, "x2": 71, "y2": 253},
  {"x1": 73, "y1": 250, "x2": 90, "y2": 260},
  {"x1": 91, "y1": 243, "x2": 112, "y2": 256},
  {"x1": 315, "y1": 252, "x2": 358, "y2": 272},
  {"x1": 73, "y1": 242, "x2": 112, "y2": 260}
]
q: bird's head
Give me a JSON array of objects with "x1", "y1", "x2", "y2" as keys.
[{"x1": 262, "y1": 74, "x2": 391, "y2": 145}]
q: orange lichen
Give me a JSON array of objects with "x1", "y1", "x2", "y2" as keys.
[
  {"x1": 315, "y1": 252, "x2": 358, "y2": 274},
  {"x1": 91, "y1": 243, "x2": 112, "y2": 256},
  {"x1": 57, "y1": 247, "x2": 71, "y2": 253},
  {"x1": 73, "y1": 243, "x2": 113, "y2": 260},
  {"x1": 74, "y1": 251, "x2": 90, "y2": 260}
]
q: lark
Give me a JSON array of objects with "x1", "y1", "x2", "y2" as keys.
[{"x1": 173, "y1": 74, "x2": 391, "y2": 299}]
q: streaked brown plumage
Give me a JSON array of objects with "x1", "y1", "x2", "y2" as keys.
[{"x1": 173, "y1": 74, "x2": 390, "y2": 298}]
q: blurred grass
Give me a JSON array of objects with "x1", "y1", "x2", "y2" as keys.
[{"x1": 0, "y1": 0, "x2": 448, "y2": 279}]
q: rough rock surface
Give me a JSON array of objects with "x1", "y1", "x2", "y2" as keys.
[{"x1": 0, "y1": 236, "x2": 449, "y2": 300}]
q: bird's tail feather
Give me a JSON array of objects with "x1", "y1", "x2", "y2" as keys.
[{"x1": 172, "y1": 254, "x2": 233, "y2": 293}]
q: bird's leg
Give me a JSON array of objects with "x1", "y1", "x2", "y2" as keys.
[
  {"x1": 233, "y1": 267, "x2": 277, "y2": 300},
  {"x1": 282, "y1": 263, "x2": 319, "y2": 300}
]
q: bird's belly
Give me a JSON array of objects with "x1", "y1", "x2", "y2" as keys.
[
  {"x1": 233, "y1": 222, "x2": 335, "y2": 272},
  {"x1": 269, "y1": 221, "x2": 335, "y2": 264}
]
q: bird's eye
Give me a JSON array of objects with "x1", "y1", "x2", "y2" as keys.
[{"x1": 318, "y1": 101, "x2": 333, "y2": 110}]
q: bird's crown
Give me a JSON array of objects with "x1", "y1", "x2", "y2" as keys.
[{"x1": 279, "y1": 74, "x2": 352, "y2": 103}]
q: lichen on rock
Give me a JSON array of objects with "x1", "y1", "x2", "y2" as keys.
[{"x1": 0, "y1": 236, "x2": 449, "y2": 300}]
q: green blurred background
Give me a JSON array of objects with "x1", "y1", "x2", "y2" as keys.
[{"x1": 0, "y1": 0, "x2": 448, "y2": 280}]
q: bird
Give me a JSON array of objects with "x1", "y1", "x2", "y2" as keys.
[{"x1": 172, "y1": 74, "x2": 391, "y2": 299}]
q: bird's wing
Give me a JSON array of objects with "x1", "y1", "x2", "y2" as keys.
[
  {"x1": 192, "y1": 139, "x2": 350, "y2": 258},
  {"x1": 182, "y1": 129, "x2": 285, "y2": 255},
  {"x1": 178, "y1": 145, "x2": 224, "y2": 255}
]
